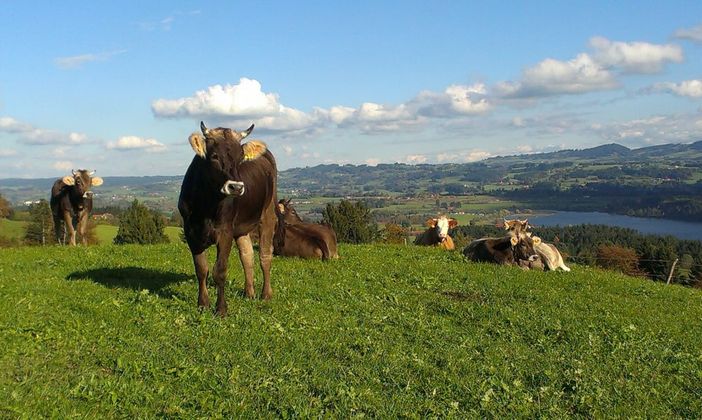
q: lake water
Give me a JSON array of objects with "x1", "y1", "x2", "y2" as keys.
[{"x1": 509, "y1": 211, "x2": 702, "y2": 242}]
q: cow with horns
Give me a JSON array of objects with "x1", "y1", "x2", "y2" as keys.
[
  {"x1": 50, "y1": 169, "x2": 103, "y2": 246},
  {"x1": 179, "y1": 122, "x2": 277, "y2": 316}
]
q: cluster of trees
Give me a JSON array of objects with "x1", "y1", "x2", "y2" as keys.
[{"x1": 454, "y1": 224, "x2": 702, "y2": 287}]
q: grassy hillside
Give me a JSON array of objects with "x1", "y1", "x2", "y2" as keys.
[{"x1": 1, "y1": 244, "x2": 701, "y2": 417}]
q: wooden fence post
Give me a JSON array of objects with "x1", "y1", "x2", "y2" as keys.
[{"x1": 666, "y1": 258, "x2": 679, "y2": 285}]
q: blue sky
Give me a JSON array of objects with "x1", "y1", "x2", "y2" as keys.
[{"x1": 1, "y1": 1, "x2": 701, "y2": 178}]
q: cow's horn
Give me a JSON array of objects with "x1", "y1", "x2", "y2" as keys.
[
  {"x1": 89, "y1": 170, "x2": 96, "y2": 176},
  {"x1": 239, "y1": 124, "x2": 254, "y2": 140},
  {"x1": 72, "y1": 169, "x2": 77, "y2": 176},
  {"x1": 200, "y1": 121, "x2": 210, "y2": 136}
]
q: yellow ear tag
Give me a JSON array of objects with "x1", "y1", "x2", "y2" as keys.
[{"x1": 242, "y1": 140, "x2": 267, "y2": 161}]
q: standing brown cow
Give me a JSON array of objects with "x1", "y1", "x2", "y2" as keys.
[
  {"x1": 179, "y1": 122, "x2": 277, "y2": 316},
  {"x1": 273, "y1": 199, "x2": 339, "y2": 260},
  {"x1": 50, "y1": 169, "x2": 103, "y2": 246}
]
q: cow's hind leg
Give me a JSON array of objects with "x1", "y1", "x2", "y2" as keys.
[
  {"x1": 53, "y1": 215, "x2": 63, "y2": 245},
  {"x1": 235, "y1": 235, "x2": 256, "y2": 299},
  {"x1": 214, "y1": 234, "x2": 234, "y2": 316},
  {"x1": 192, "y1": 251, "x2": 210, "y2": 309}
]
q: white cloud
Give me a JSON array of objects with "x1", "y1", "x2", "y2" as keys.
[
  {"x1": 589, "y1": 36, "x2": 683, "y2": 74},
  {"x1": 674, "y1": 23, "x2": 702, "y2": 43},
  {"x1": 0, "y1": 116, "x2": 90, "y2": 145},
  {"x1": 365, "y1": 158, "x2": 380, "y2": 166},
  {"x1": 281, "y1": 145, "x2": 293, "y2": 156},
  {"x1": 651, "y1": 79, "x2": 702, "y2": 98},
  {"x1": 0, "y1": 149, "x2": 17, "y2": 158},
  {"x1": 590, "y1": 112, "x2": 702, "y2": 146},
  {"x1": 153, "y1": 78, "x2": 284, "y2": 118},
  {"x1": 54, "y1": 49, "x2": 127, "y2": 69},
  {"x1": 405, "y1": 154, "x2": 428, "y2": 164},
  {"x1": 153, "y1": 78, "x2": 492, "y2": 135},
  {"x1": 434, "y1": 150, "x2": 493, "y2": 163},
  {"x1": 53, "y1": 161, "x2": 74, "y2": 171},
  {"x1": 496, "y1": 53, "x2": 617, "y2": 98},
  {"x1": 107, "y1": 136, "x2": 166, "y2": 152},
  {"x1": 495, "y1": 37, "x2": 683, "y2": 99}
]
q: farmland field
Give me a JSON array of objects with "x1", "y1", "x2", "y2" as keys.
[{"x1": 1, "y1": 243, "x2": 700, "y2": 417}]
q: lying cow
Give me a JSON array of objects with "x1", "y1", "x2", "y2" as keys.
[
  {"x1": 503, "y1": 219, "x2": 571, "y2": 272},
  {"x1": 274, "y1": 199, "x2": 339, "y2": 260},
  {"x1": 414, "y1": 216, "x2": 458, "y2": 250},
  {"x1": 50, "y1": 169, "x2": 103, "y2": 246},
  {"x1": 463, "y1": 233, "x2": 539, "y2": 266},
  {"x1": 179, "y1": 122, "x2": 277, "y2": 316}
]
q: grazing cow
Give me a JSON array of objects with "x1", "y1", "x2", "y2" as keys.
[
  {"x1": 179, "y1": 122, "x2": 277, "y2": 316},
  {"x1": 503, "y1": 219, "x2": 571, "y2": 271},
  {"x1": 462, "y1": 233, "x2": 539, "y2": 266},
  {"x1": 50, "y1": 169, "x2": 103, "y2": 246},
  {"x1": 414, "y1": 216, "x2": 458, "y2": 250},
  {"x1": 274, "y1": 199, "x2": 339, "y2": 260}
]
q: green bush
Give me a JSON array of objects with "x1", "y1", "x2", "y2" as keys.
[
  {"x1": 113, "y1": 199, "x2": 169, "y2": 245},
  {"x1": 322, "y1": 200, "x2": 378, "y2": 243}
]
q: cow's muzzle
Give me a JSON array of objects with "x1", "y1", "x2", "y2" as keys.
[
  {"x1": 528, "y1": 254, "x2": 539, "y2": 262},
  {"x1": 82, "y1": 191, "x2": 94, "y2": 199},
  {"x1": 221, "y1": 180, "x2": 245, "y2": 196}
]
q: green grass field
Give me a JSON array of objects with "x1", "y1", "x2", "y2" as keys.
[
  {"x1": 1, "y1": 243, "x2": 700, "y2": 417},
  {"x1": 0, "y1": 219, "x2": 26, "y2": 239}
]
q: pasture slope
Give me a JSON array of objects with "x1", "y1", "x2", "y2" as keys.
[{"x1": 0, "y1": 243, "x2": 701, "y2": 417}]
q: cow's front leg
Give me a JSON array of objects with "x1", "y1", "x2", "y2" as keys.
[
  {"x1": 214, "y1": 233, "x2": 234, "y2": 316},
  {"x1": 63, "y1": 212, "x2": 76, "y2": 246},
  {"x1": 236, "y1": 235, "x2": 256, "y2": 299},
  {"x1": 192, "y1": 251, "x2": 210, "y2": 309},
  {"x1": 77, "y1": 211, "x2": 89, "y2": 246}
]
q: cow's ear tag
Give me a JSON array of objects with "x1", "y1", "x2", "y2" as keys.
[
  {"x1": 91, "y1": 177, "x2": 104, "y2": 187},
  {"x1": 242, "y1": 140, "x2": 267, "y2": 161},
  {"x1": 532, "y1": 236, "x2": 542, "y2": 245},
  {"x1": 510, "y1": 236, "x2": 519, "y2": 246},
  {"x1": 62, "y1": 176, "x2": 75, "y2": 186},
  {"x1": 189, "y1": 133, "x2": 206, "y2": 158}
]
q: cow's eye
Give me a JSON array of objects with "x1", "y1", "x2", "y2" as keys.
[{"x1": 210, "y1": 153, "x2": 219, "y2": 161}]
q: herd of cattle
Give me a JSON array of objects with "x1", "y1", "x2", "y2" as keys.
[{"x1": 49, "y1": 122, "x2": 569, "y2": 315}]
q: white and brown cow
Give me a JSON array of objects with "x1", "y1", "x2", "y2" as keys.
[
  {"x1": 503, "y1": 219, "x2": 571, "y2": 271},
  {"x1": 414, "y1": 216, "x2": 458, "y2": 250},
  {"x1": 50, "y1": 169, "x2": 103, "y2": 246}
]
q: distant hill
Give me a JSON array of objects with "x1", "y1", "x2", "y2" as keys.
[{"x1": 1, "y1": 140, "x2": 701, "y2": 205}]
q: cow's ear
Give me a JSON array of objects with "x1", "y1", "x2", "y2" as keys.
[
  {"x1": 503, "y1": 219, "x2": 510, "y2": 230},
  {"x1": 242, "y1": 141, "x2": 267, "y2": 161},
  {"x1": 510, "y1": 236, "x2": 519, "y2": 246},
  {"x1": 448, "y1": 218, "x2": 458, "y2": 228},
  {"x1": 189, "y1": 133, "x2": 206, "y2": 158},
  {"x1": 425, "y1": 218, "x2": 437, "y2": 228},
  {"x1": 532, "y1": 236, "x2": 542, "y2": 245},
  {"x1": 62, "y1": 176, "x2": 75, "y2": 186},
  {"x1": 91, "y1": 177, "x2": 104, "y2": 187}
]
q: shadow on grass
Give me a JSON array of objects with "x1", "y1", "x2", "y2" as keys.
[{"x1": 66, "y1": 267, "x2": 192, "y2": 299}]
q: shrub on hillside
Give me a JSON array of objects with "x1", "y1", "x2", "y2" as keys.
[
  {"x1": 0, "y1": 193, "x2": 12, "y2": 219},
  {"x1": 322, "y1": 200, "x2": 378, "y2": 244},
  {"x1": 595, "y1": 244, "x2": 643, "y2": 277},
  {"x1": 114, "y1": 200, "x2": 169, "y2": 245},
  {"x1": 382, "y1": 223, "x2": 408, "y2": 244},
  {"x1": 24, "y1": 200, "x2": 54, "y2": 245}
]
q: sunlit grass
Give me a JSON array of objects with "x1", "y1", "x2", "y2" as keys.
[{"x1": 0, "y1": 243, "x2": 700, "y2": 417}]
